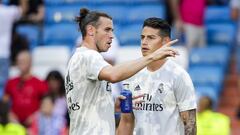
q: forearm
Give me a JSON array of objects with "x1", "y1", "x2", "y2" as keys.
[
  {"x1": 20, "y1": 0, "x2": 28, "y2": 15},
  {"x1": 100, "y1": 55, "x2": 154, "y2": 83},
  {"x1": 231, "y1": 8, "x2": 239, "y2": 21},
  {"x1": 180, "y1": 109, "x2": 197, "y2": 135},
  {"x1": 117, "y1": 113, "x2": 135, "y2": 135},
  {"x1": 36, "y1": 6, "x2": 45, "y2": 21}
]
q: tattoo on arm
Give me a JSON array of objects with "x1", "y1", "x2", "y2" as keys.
[{"x1": 180, "y1": 109, "x2": 196, "y2": 135}]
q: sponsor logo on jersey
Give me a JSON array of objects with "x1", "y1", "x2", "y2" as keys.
[
  {"x1": 67, "y1": 97, "x2": 80, "y2": 114},
  {"x1": 135, "y1": 94, "x2": 163, "y2": 111},
  {"x1": 65, "y1": 71, "x2": 74, "y2": 94},
  {"x1": 134, "y1": 85, "x2": 141, "y2": 91}
]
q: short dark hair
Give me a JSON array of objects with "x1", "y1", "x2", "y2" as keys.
[
  {"x1": 46, "y1": 70, "x2": 65, "y2": 97},
  {"x1": 75, "y1": 8, "x2": 112, "y2": 38},
  {"x1": 143, "y1": 17, "x2": 171, "y2": 38}
]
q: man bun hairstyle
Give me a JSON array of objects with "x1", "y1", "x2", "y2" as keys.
[{"x1": 75, "y1": 8, "x2": 112, "y2": 38}]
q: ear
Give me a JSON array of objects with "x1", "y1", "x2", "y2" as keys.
[
  {"x1": 162, "y1": 37, "x2": 171, "y2": 45},
  {"x1": 86, "y1": 25, "x2": 95, "y2": 36}
]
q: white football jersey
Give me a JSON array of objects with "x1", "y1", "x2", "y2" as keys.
[
  {"x1": 65, "y1": 47, "x2": 115, "y2": 135},
  {"x1": 125, "y1": 60, "x2": 197, "y2": 135}
]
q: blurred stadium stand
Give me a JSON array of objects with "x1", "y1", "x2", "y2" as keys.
[{"x1": 5, "y1": 0, "x2": 240, "y2": 134}]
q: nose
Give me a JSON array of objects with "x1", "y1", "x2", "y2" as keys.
[
  {"x1": 141, "y1": 37, "x2": 147, "y2": 46},
  {"x1": 109, "y1": 31, "x2": 114, "y2": 39}
]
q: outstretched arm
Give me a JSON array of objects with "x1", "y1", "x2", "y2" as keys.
[
  {"x1": 180, "y1": 109, "x2": 197, "y2": 135},
  {"x1": 99, "y1": 39, "x2": 178, "y2": 83}
]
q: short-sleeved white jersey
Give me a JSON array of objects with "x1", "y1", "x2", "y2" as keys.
[
  {"x1": 125, "y1": 60, "x2": 197, "y2": 135},
  {"x1": 65, "y1": 47, "x2": 115, "y2": 135}
]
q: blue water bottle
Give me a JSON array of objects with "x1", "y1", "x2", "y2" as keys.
[{"x1": 120, "y1": 84, "x2": 133, "y2": 113}]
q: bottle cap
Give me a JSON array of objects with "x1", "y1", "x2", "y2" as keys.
[{"x1": 123, "y1": 83, "x2": 130, "y2": 90}]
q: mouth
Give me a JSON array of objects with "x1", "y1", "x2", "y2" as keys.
[
  {"x1": 141, "y1": 47, "x2": 149, "y2": 52},
  {"x1": 107, "y1": 41, "x2": 112, "y2": 47}
]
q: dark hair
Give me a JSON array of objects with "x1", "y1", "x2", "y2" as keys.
[
  {"x1": 75, "y1": 8, "x2": 112, "y2": 38},
  {"x1": 0, "y1": 100, "x2": 10, "y2": 126},
  {"x1": 204, "y1": 96, "x2": 213, "y2": 110},
  {"x1": 46, "y1": 70, "x2": 65, "y2": 97},
  {"x1": 143, "y1": 17, "x2": 171, "y2": 38}
]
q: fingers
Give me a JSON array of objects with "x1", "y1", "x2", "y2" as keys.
[
  {"x1": 163, "y1": 47, "x2": 179, "y2": 57},
  {"x1": 134, "y1": 100, "x2": 144, "y2": 104},
  {"x1": 165, "y1": 39, "x2": 178, "y2": 47},
  {"x1": 133, "y1": 94, "x2": 145, "y2": 100},
  {"x1": 117, "y1": 95, "x2": 126, "y2": 100}
]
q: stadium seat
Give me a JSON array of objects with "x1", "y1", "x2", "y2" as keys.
[
  {"x1": 206, "y1": 23, "x2": 236, "y2": 45},
  {"x1": 96, "y1": 5, "x2": 127, "y2": 24},
  {"x1": 2, "y1": 0, "x2": 9, "y2": 4},
  {"x1": 16, "y1": 24, "x2": 40, "y2": 50},
  {"x1": 32, "y1": 45, "x2": 71, "y2": 79},
  {"x1": 190, "y1": 45, "x2": 230, "y2": 70},
  {"x1": 205, "y1": 6, "x2": 231, "y2": 23},
  {"x1": 169, "y1": 45, "x2": 189, "y2": 70},
  {"x1": 118, "y1": 23, "x2": 142, "y2": 45},
  {"x1": 128, "y1": 4, "x2": 165, "y2": 23},
  {"x1": 43, "y1": 23, "x2": 80, "y2": 48},
  {"x1": 116, "y1": 46, "x2": 141, "y2": 63},
  {"x1": 188, "y1": 65, "x2": 224, "y2": 93},
  {"x1": 45, "y1": 4, "x2": 93, "y2": 24}
]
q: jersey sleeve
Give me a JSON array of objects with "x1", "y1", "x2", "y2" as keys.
[
  {"x1": 86, "y1": 50, "x2": 110, "y2": 80},
  {"x1": 173, "y1": 70, "x2": 197, "y2": 112}
]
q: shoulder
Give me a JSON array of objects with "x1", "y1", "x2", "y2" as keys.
[
  {"x1": 6, "y1": 77, "x2": 20, "y2": 84},
  {"x1": 166, "y1": 59, "x2": 189, "y2": 77},
  {"x1": 76, "y1": 47, "x2": 102, "y2": 59}
]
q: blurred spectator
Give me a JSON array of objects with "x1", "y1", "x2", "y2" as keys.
[
  {"x1": 45, "y1": 70, "x2": 67, "y2": 118},
  {"x1": 197, "y1": 96, "x2": 230, "y2": 135},
  {"x1": 207, "y1": 0, "x2": 229, "y2": 5},
  {"x1": 169, "y1": 0, "x2": 206, "y2": 50},
  {"x1": 230, "y1": 0, "x2": 240, "y2": 73},
  {"x1": 236, "y1": 104, "x2": 240, "y2": 122},
  {"x1": 0, "y1": 0, "x2": 26, "y2": 98},
  {"x1": 9, "y1": 0, "x2": 44, "y2": 24},
  {"x1": 0, "y1": 99, "x2": 26, "y2": 135},
  {"x1": 3, "y1": 50, "x2": 48, "y2": 126},
  {"x1": 10, "y1": 32, "x2": 29, "y2": 65},
  {"x1": 28, "y1": 95, "x2": 66, "y2": 135}
]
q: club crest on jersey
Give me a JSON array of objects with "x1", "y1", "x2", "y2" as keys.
[
  {"x1": 158, "y1": 83, "x2": 164, "y2": 93},
  {"x1": 134, "y1": 85, "x2": 141, "y2": 91}
]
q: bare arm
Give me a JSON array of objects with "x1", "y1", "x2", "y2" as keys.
[
  {"x1": 180, "y1": 109, "x2": 197, "y2": 135},
  {"x1": 20, "y1": 0, "x2": 28, "y2": 15},
  {"x1": 99, "y1": 39, "x2": 178, "y2": 83},
  {"x1": 169, "y1": 0, "x2": 181, "y2": 21},
  {"x1": 116, "y1": 113, "x2": 135, "y2": 135},
  {"x1": 231, "y1": 8, "x2": 239, "y2": 21}
]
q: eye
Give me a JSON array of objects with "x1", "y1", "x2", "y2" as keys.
[
  {"x1": 141, "y1": 35, "x2": 144, "y2": 40},
  {"x1": 105, "y1": 27, "x2": 113, "y2": 32},
  {"x1": 148, "y1": 36, "x2": 155, "y2": 40}
]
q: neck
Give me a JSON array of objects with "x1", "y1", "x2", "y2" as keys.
[
  {"x1": 20, "y1": 72, "x2": 31, "y2": 80},
  {"x1": 147, "y1": 59, "x2": 167, "y2": 72},
  {"x1": 81, "y1": 37, "x2": 98, "y2": 51}
]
